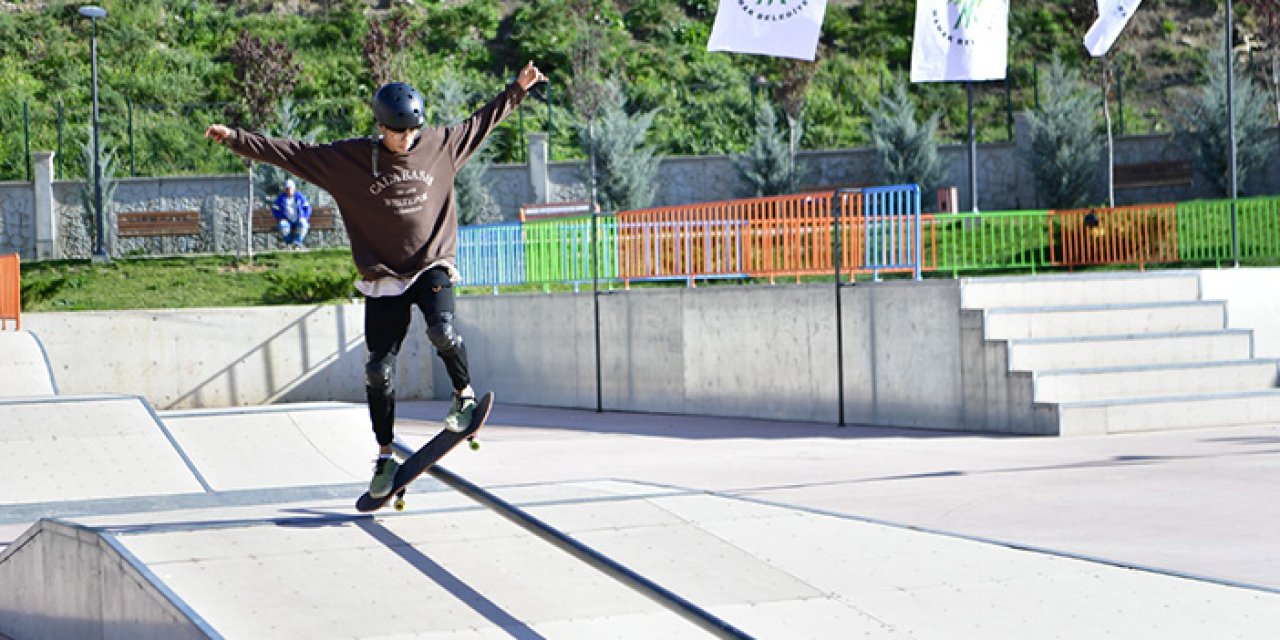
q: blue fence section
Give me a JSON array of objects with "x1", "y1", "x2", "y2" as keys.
[
  {"x1": 457, "y1": 221, "x2": 526, "y2": 287},
  {"x1": 862, "y1": 185, "x2": 923, "y2": 280}
]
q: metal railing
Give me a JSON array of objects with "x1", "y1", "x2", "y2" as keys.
[{"x1": 1049, "y1": 203, "x2": 1179, "y2": 269}]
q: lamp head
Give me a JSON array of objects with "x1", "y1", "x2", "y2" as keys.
[{"x1": 78, "y1": 5, "x2": 107, "y2": 19}]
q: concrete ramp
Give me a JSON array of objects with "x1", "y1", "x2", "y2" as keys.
[
  {"x1": 0, "y1": 519, "x2": 212, "y2": 640},
  {"x1": 160, "y1": 404, "x2": 372, "y2": 491},
  {"x1": 0, "y1": 396, "x2": 207, "y2": 505},
  {"x1": 0, "y1": 331, "x2": 57, "y2": 397}
]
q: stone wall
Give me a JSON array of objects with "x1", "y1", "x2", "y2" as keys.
[{"x1": 2, "y1": 119, "x2": 1277, "y2": 259}]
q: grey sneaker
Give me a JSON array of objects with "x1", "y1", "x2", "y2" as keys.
[
  {"x1": 443, "y1": 393, "x2": 477, "y2": 432},
  {"x1": 369, "y1": 457, "x2": 399, "y2": 499}
]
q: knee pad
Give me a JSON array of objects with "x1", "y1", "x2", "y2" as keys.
[
  {"x1": 426, "y1": 312, "x2": 464, "y2": 354},
  {"x1": 365, "y1": 354, "x2": 396, "y2": 393}
]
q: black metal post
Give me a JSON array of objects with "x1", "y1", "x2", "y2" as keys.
[
  {"x1": 1116, "y1": 65, "x2": 1125, "y2": 135},
  {"x1": 833, "y1": 190, "x2": 854, "y2": 428},
  {"x1": 967, "y1": 82, "x2": 978, "y2": 213},
  {"x1": 592, "y1": 210, "x2": 603, "y2": 413},
  {"x1": 23, "y1": 102, "x2": 30, "y2": 182},
  {"x1": 127, "y1": 95, "x2": 135, "y2": 176},
  {"x1": 1004, "y1": 75, "x2": 1013, "y2": 141},
  {"x1": 56, "y1": 100, "x2": 64, "y2": 179},
  {"x1": 1226, "y1": 1, "x2": 1240, "y2": 268},
  {"x1": 546, "y1": 80, "x2": 553, "y2": 161},
  {"x1": 81, "y1": 5, "x2": 109, "y2": 263},
  {"x1": 1032, "y1": 63, "x2": 1040, "y2": 109}
]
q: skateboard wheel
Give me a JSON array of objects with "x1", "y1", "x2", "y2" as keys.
[
  {"x1": 469, "y1": 439, "x2": 480, "y2": 451},
  {"x1": 394, "y1": 497, "x2": 405, "y2": 511}
]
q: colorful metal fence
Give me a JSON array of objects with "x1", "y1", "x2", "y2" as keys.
[
  {"x1": 0, "y1": 253, "x2": 19, "y2": 330},
  {"x1": 1176, "y1": 197, "x2": 1280, "y2": 266},
  {"x1": 454, "y1": 196, "x2": 1280, "y2": 290},
  {"x1": 457, "y1": 222, "x2": 525, "y2": 287},
  {"x1": 1049, "y1": 203, "x2": 1179, "y2": 269}
]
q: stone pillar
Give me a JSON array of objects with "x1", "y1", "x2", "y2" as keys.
[
  {"x1": 527, "y1": 132, "x2": 550, "y2": 204},
  {"x1": 32, "y1": 151, "x2": 57, "y2": 259}
]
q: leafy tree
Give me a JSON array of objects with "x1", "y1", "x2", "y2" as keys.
[
  {"x1": 865, "y1": 79, "x2": 946, "y2": 197},
  {"x1": 581, "y1": 81, "x2": 661, "y2": 212},
  {"x1": 227, "y1": 30, "x2": 301, "y2": 129},
  {"x1": 734, "y1": 101, "x2": 799, "y2": 197},
  {"x1": 1023, "y1": 57, "x2": 1100, "y2": 208},
  {"x1": 1174, "y1": 48, "x2": 1273, "y2": 195}
]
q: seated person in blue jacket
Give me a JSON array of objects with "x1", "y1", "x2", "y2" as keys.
[{"x1": 272, "y1": 179, "x2": 312, "y2": 249}]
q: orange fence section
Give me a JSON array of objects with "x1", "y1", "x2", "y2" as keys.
[
  {"x1": 1049, "y1": 204, "x2": 1178, "y2": 269},
  {"x1": 0, "y1": 253, "x2": 19, "y2": 330},
  {"x1": 618, "y1": 191, "x2": 868, "y2": 284}
]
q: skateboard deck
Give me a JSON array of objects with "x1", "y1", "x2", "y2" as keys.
[{"x1": 356, "y1": 391, "x2": 494, "y2": 513}]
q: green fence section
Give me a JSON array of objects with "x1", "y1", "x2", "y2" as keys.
[
  {"x1": 926, "y1": 210, "x2": 1053, "y2": 277},
  {"x1": 522, "y1": 216, "x2": 618, "y2": 285},
  {"x1": 1176, "y1": 197, "x2": 1280, "y2": 267}
]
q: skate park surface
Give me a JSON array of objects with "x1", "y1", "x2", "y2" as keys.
[{"x1": 2, "y1": 390, "x2": 1279, "y2": 638}]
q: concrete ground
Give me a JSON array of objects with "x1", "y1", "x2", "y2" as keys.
[
  {"x1": 396, "y1": 400, "x2": 1280, "y2": 592},
  {"x1": 4, "y1": 399, "x2": 1279, "y2": 638}
]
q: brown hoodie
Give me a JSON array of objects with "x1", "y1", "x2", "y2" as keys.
[{"x1": 224, "y1": 83, "x2": 526, "y2": 282}]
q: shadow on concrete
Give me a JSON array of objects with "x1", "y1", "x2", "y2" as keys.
[
  {"x1": 165, "y1": 305, "x2": 366, "y2": 409},
  {"x1": 397, "y1": 400, "x2": 1011, "y2": 441},
  {"x1": 353, "y1": 518, "x2": 546, "y2": 639}
]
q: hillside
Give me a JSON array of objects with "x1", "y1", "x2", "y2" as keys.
[{"x1": 0, "y1": 0, "x2": 1271, "y2": 181}]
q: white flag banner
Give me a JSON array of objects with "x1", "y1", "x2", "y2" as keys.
[
  {"x1": 910, "y1": 0, "x2": 1010, "y2": 82},
  {"x1": 706, "y1": 0, "x2": 829, "y2": 61},
  {"x1": 1084, "y1": 0, "x2": 1143, "y2": 57}
]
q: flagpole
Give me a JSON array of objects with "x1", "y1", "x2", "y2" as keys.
[
  {"x1": 1102, "y1": 56, "x2": 1116, "y2": 208},
  {"x1": 967, "y1": 82, "x2": 978, "y2": 213},
  {"x1": 1226, "y1": 0, "x2": 1240, "y2": 268}
]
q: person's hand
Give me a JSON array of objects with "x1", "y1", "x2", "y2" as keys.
[
  {"x1": 516, "y1": 61, "x2": 546, "y2": 92},
  {"x1": 205, "y1": 124, "x2": 232, "y2": 144}
]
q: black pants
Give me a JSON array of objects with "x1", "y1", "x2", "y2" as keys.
[{"x1": 364, "y1": 267, "x2": 470, "y2": 446}]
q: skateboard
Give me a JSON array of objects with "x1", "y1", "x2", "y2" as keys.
[{"x1": 356, "y1": 391, "x2": 494, "y2": 513}]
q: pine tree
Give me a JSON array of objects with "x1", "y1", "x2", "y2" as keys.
[
  {"x1": 734, "y1": 101, "x2": 797, "y2": 197},
  {"x1": 1174, "y1": 47, "x2": 1273, "y2": 196},
  {"x1": 581, "y1": 81, "x2": 661, "y2": 213},
  {"x1": 865, "y1": 79, "x2": 946, "y2": 197},
  {"x1": 79, "y1": 132, "x2": 118, "y2": 255},
  {"x1": 1023, "y1": 57, "x2": 1101, "y2": 209}
]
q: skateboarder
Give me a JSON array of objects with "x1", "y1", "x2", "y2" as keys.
[{"x1": 205, "y1": 61, "x2": 546, "y2": 499}]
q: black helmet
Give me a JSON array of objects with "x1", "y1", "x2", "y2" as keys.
[{"x1": 372, "y1": 82, "x2": 425, "y2": 130}]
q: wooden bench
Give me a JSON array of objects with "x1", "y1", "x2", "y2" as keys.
[
  {"x1": 1114, "y1": 160, "x2": 1194, "y2": 190},
  {"x1": 518, "y1": 200, "x2": 598, "y2": 222},
  {"x1": 251, "y1": 206, "x2": 338, "y2": 233},
  {"x1": 118, "y1": 211, "x2": 201, "y2": 237}
]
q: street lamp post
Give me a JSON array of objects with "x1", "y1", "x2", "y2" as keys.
[{"x1": 80, "y1": 5, "x2": 109, "y2": 263}]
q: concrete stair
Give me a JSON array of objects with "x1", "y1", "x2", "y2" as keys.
[{"x1": 961, "y1": 272, "x2": 1280, "y2": 435}]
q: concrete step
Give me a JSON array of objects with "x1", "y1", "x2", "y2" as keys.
[
  {"x1": 1056, "y1": 389, "x2": 1280, "y2": 435},
  {"x1": 1034, "y1": 359, "x2": 1280, "y2": 403},
  {"x1": 1007, "y1": 330, "x2": 1253, "y2": 371},
  {"x1": 961, "y1": 272, "x2": 1201, "y2": 310},
  {"x1": 985, "y1": 301, "x2": 1226, "y2": 340}
]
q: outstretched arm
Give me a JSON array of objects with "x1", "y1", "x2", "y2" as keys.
[
  {"x1": 204, "y1": 124, "x2": 332, "y2": 189},
  {"x1": 447, "y1": 61, "x2": 547, "y2": 167}
]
